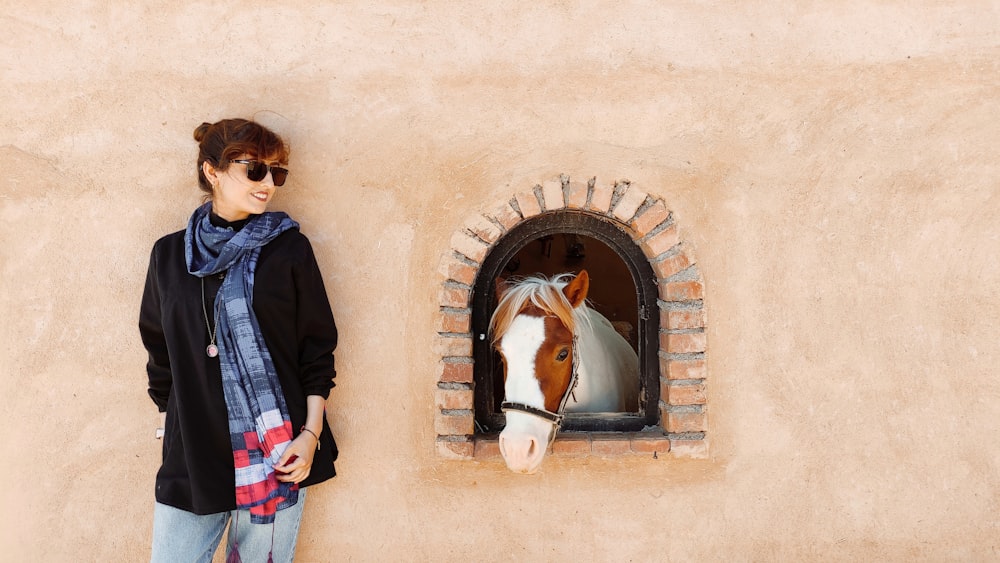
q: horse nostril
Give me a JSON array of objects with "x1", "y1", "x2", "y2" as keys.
[{"x1": 526, "y1": 437, "x2": 537, "y2": 457}]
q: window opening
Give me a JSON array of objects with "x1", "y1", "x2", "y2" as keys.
[{"x1": 472, "y1": 210, "x2": 659, "y2": 434}]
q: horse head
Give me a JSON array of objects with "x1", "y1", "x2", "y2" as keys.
[{"x1": 491, "y1": 270, "x2": 590, "y2": 474}]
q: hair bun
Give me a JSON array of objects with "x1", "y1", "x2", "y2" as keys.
[{"x1": 193, "y1": 122, "x2": 213, "y2": 142}]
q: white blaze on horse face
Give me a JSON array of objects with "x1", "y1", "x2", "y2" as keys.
[
  {"x1": 498, "y1": 314, "x2": 555, "y2": 474},
  {"x1": 500, "y1": 315, "x2": 547, "y2": 407}
]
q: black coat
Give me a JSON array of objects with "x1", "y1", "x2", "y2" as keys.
[{"x1": 139, "y1": 214, "x2": 338, "y2": 515}]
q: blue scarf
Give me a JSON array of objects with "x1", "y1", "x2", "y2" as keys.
[{"x1": 185, "y1": 202, "x2": 300, "y2": 524}]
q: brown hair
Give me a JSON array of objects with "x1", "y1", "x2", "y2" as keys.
[{"x1": 192, "y1": 118, "x2": 290, "y2": 196}]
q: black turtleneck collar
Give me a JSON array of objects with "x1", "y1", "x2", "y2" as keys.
[{"x1": 208, "y1": 210, "x2": 252, "y2": 232}]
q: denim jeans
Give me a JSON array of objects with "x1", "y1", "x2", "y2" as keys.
[{"x1": 151, "y1": 488, "x2": 307, "y2": 563}]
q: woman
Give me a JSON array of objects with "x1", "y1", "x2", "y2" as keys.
[{"x1": 139, "y1": 118, "x2": 338, "y2": 562}]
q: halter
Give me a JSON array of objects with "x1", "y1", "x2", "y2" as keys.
[{"x1": 501, "y1": 333, "x2": 581, "y2": 432}]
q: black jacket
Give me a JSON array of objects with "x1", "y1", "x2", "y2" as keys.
[{"x1": 139, "y1": 214, "x2": 338, "y2": 515}]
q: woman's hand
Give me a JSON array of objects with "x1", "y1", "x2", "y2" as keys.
[
  {"x1": 274, "y1": 430, "x2": 318, "y2": 484},
  {"x1": 275, "y1": 395, "x2": 326, "y2": 484}
]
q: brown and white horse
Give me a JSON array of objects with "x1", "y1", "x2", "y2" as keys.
[{"x1": 491, "y1": 270, "x2": 639, "y2": 474}]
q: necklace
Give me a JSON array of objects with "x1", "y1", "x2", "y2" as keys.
[{"x1": 201, "y1": 274, "x2": 224, "y2": 358}]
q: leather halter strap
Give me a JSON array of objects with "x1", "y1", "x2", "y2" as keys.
[
  {"x1": 500, "y1": 401, "x2": 564, "y2": 425},
  {"x1": 500, "y1": 333, "x2": 580, "y2": 429}
]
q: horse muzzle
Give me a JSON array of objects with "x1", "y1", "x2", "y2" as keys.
[{"x1": 498, "y1": 413, "x2": 555, "y2": 474}]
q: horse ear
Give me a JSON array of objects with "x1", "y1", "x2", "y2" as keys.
[
  {"x1": 495, "y1": 276, "x2": 510, "y2": 302},
  {"x1": 563, "y1": 270, "x2": 590, "y2": 308}
]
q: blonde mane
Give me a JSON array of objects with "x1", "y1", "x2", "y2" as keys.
[{"x1": 490, "y1": 274, "x2": 591, "y2": 345}]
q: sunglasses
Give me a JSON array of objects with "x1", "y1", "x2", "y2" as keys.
[{"x1": 229, "y1": 159, "x2": 289, "y2": 186}]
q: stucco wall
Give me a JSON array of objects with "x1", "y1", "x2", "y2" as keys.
[{"x1": 2, "y1": 2, "x2": 998, "y2": 561}]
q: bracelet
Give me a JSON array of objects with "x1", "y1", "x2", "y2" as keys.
[{"x1": 300, "y1": 426, "x2": 320, "y2": 450}]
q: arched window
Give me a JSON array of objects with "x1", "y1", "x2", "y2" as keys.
[
  {"x1": 434, "y1": 177, "x2": 707, "y2": 460},
  {"x1": 471, "y1": 211, "x2": 660, "y2": 433}
]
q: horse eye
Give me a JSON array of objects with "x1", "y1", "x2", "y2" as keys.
[{"x1": 556, "y1": 348, "x2": 569, "y2": 361}]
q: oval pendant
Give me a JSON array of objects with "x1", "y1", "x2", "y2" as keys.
[{"x1": 206, "y1": 344, "x2": 219, "y2": 358}]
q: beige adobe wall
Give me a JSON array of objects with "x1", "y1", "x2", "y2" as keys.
[{"x1": 2, "y1": 2, "x2": 998, "y2": 561}]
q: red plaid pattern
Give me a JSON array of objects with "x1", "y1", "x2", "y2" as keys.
[{"x1": 232, "y1": 419, "x2": 298, "y2": 523}]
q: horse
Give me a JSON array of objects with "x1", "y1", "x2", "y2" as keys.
[{"x1": 490, "y1": 270, "x2": 639, "y2": 474}]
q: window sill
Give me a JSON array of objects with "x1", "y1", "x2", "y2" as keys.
[{"x1": 436, "y1": 431, "x2": 708, "y2": 460}]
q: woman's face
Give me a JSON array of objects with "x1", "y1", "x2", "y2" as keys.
[{"x1": 203, "y1": 154, "x2": 281, "y2": 221}]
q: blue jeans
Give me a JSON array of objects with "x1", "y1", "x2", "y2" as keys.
[{"x1": 151, "y1": 488, "x2": 307, "y2": 563}]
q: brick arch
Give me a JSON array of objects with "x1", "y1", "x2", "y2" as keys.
[{"x1": 434, "y1": 176, "x2": 708, "y2": 460}]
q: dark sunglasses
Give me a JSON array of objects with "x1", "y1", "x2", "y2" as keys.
[{"x1": 229, "y1": 159, "x2": 289, "y2": 186}]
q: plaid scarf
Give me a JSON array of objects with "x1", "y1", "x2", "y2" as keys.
[{"x1": 185, "y1": 202, "x2": 300, "y2": 524}]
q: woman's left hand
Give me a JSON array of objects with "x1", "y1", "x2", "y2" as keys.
[{"x1": 274, "y1": 431, "x2": 318, "y2": 484}]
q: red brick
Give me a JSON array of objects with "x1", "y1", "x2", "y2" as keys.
[
  {"x1": 435, "y1": 388, "x2": 474, "y2": 410},
  {"x1": 663, "y1": 308, "x2": 705, "y2": 330},
  {"x1": 670, "y1": 438, "x2": 709, "y2": 459},
  {"x1": 589, "y1": 181, "x2": 615, "y2": 213},
  {"x1": 665, "y1": 382, "x2": 707, "y2": 406},
  {"x1": 612, "y1": 185, "x2": 647, "y2": 223},
  {"x1": 591, "y1": 436, "x2": 632, "y2": 455},
  {"x1": 440, "y1": 258, "x2": 477, "y2": 286},
  {"x1": 551, "y1": 434, "x2": 591, "y2": 455},
  {"x1": 437, "y1": 439, "x2": 475, "y2": 459},
  {"x1": 465, "y1": 214, "x2": 503, "y2": 244},
  {"x1": 566, "y1": 181, "x2": 589, "y2": 209},
  {"x1": 439, "y1": 286, "x2": 470, "y2": 308},
  {"x1": 659, "y1": 280, "x2": 704, "y2": 302},
  {"x1": 664, "y1": 359, "x2": 706, "y2": 381},
  {"x1": 630, "y1": 435, "x2": 671, "y2": 455},
  {"x1": 630, "y1": 200, "x2": 670, "y2": 237},
  {"x1": 434, "y1": 335, "x2": 472, "y2": 357},
  {"x1": 435, "y1": 412, "x2": 475, "y2": 436},
  {"x1": 666, "y1": 410, "x2": 707, "y2": 433},
  {"x1": 652, "y1": 251, "x2": 691, "y2": 279},
  {"x1": 451, "y1": 231, "x2": 489, "y2": 263},
  {"x1": 438, "y1": 361, "x2": 473, "y2": 383},
  {"x1": 640, "y1": 225, "x2": 680, "y2": 258},
  {"x1": 541, "y1": 180, "x2": 565, "y2": 211},
  {"x1": 660, "y1": 332, "x2": 706, "y2": 354},
  {"x1": 660, "y1": 332, "x2": 677, "y2": 353},
  {"x1": 659, "y1": 377, "x2": 672, "y2": 403},
  {"x1": 515, "y1": 190, "x2": 542, "y2": 217},
  {"x1": 473, "y1": 437, "x2": 502, "y2": 459},
  {"x1": 490, "y1": 202, "x2": 522, "y2": 231},
  {"x1": 436, "y1": 310, "x2": 471, "y2": 334}
]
